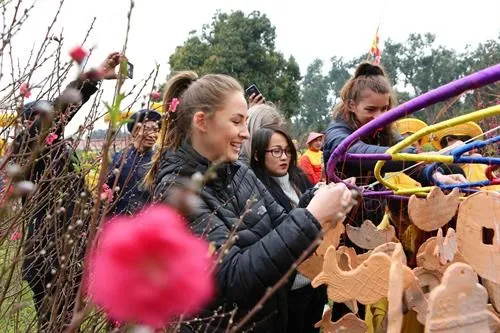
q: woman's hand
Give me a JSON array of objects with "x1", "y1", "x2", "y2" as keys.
[
  {"x1": 306, "y1": 182, "x2": 356, "y2": 227},
  {"x1": 433, "y1": 172, "x2": 467, "y2": 185},
  {"x1": 248, "y1": 93, "x2": 265, "y2": 108},
  {"x1": 99, "y1": 52, "x2": 127, "y2": 80}
]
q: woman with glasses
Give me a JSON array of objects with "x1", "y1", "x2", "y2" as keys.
[{"x1": 250, "y1": 125, "x2": 327, "y2": 333}]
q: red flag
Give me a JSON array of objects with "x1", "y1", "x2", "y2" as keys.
[{"x1": 370, "y1": 27, "x2": 381, "y2": 64}]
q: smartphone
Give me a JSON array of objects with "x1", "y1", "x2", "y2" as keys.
[
  {"x1": 245, "y1": 84, "x2": 261, "y2": 98},
  {"x1": 127, "y1": 61, "x2": 134, "y2": 79}
]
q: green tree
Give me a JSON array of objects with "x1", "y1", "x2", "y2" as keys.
[
  {"x1": 299, "y1": 59, "x2": 331, "y2": 132},
  {"x1": 169, "y1": 10, "x2": 301, "y2": 118}
]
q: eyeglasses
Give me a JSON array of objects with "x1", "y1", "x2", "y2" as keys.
[
  {"x1": 265, "y1": 147, "x2": 292, "y2": 158},
  {"x1": 143, "y1": 125, "x2": 159, "y2": 134}
]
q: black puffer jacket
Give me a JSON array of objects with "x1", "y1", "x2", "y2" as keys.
[{"x1": 154, "y1": 141, "x2": 322, "y2": 333}]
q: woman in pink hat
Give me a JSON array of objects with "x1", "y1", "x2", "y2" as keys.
[{"x1": 299, "y1": 132, "x2": 324, "y2": 185}]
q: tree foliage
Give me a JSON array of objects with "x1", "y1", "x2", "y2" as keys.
[{"x1": 168, "y1": 10, "x2": 301, "y2": 118}]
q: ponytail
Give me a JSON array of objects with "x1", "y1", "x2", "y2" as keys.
[{"x1": 144, "y1": 71, "x2": 243, "y2": 188}]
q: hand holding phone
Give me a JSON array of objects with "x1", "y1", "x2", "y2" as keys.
[{"x1": 246, "y1": 84, "x2": 265, "y2": 107}]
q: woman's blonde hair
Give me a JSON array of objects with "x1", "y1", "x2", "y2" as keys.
[{"x1": 145, "y1": 71, "x2": 243, "y2": 187}]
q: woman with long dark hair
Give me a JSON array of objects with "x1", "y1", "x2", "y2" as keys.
[{"x1": 250, "y1": 126, "x2": 327, "y2": 333}]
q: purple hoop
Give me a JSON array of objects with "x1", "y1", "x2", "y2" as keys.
[{"x1": 327, "y1": 64, "x2": 500, "y2": 193}]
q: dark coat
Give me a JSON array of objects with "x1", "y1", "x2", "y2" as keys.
[
  {"x1": 154, "y1": 141, "x2": 322, "y2": 333},
  {"x1": 14, "y1": 78, "x2": 99, "y2": 282},
  {"x1": 105, "y1": 147, "x2": 153, "y2": 216}
]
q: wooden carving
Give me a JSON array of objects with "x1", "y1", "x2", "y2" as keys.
[
  {"x1": 298, "y1": 221, "x2": 345, "y2": 280},
  {"x1": 346, "y1": 220, "x2": 396, "y2": 250},
  {"x1": 314, "y1": 309, "x2": 367, "y2": 333},
  {"x1": 417, "y1": 228, "x2": 464, "y2": 275},
  {"x1": 337, "y1": 246, "x2": 371, "y2": 269},
  {"x1": 484, "y1": 279, "x2": 500, "y2": 313},
  {"x1": 487, "y1": 305, "x2": 500, "y2": 333},
  {"x1": 425, "y1": 263, "x2": 490, "y2": 333},
  {"x1": 456, "y1": 191, "x2": 500, "y2": 284},
  {"x1": 387, "y1": 243, "x2": 405, "y2": 333},
  {"x1": 404, "y1": 277, "x2": 429, "y2": 325},
  {"x1": 408, "y1": 187, "x2": 460, "y2": 231},
  {"x1": 312, "y1": 245, "x2": 414, "y2": 305}
]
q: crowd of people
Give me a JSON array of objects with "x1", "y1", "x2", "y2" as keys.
[{"x1": 0, "y1": 51, "x2": 498, "y2": 332}]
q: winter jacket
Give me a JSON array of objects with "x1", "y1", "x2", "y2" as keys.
[
  {"x1": 106, "y1": 147, "x2": 153, "y2": 216},
  {"x1": 323, "y1": 119, "x2": 465, "y2": 226},
  {"x1": 154, "y1": 141, "x2": 322, "y2": 333},
  {"x1": 14, "y1": 78, "x2": 99, "y2": 282},
  {"x1": 299, "y1": 149, "x2": 324, "y2": 185}
]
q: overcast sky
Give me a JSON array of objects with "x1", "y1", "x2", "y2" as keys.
[{"x1": 6, "y1": 0, "x2": 500, "y2": 134}]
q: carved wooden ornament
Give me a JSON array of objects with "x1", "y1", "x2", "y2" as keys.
[
  {"x1": 312, "y1": 245, "x2": 414, "y2": 305},
  {"x1": 408, "y1": 187, "x2": 460, "y2": 231},
  {"x1": 298, "y1": 221, "x2": 345, "y2": 280},
  {"x1": 416, "y1": 228, "x2": 464, "y2": 275},
  {"x1": 425, "y1": 263, "x2": 490, "y2": 333},
  {"x1": 314, "y1": 309, "x2": 367, "y2": 333},
  {"x1": 484, "y1": 279, "x2": 500, "y2": 313},
  {"x1": 456, "y1": 191, "x2": 500, "y2": 284},
  {"x1": 487, "y1": 305, "x2": 500, "y2": 333},
  {"x1": 346, "y1": 220, "x2": 396, "y2": 250},
  {"x1": 387, "y1": 243, "x2": 405, "y2": 333},
  {"x1": 404, "y1": 277, "x2": 429, "y2": 325}
]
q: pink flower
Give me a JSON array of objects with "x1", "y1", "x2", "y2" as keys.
[
  {"x1": 168, "y1": 98, "x2": 180, "y2": 113},
  {"x1": 45, "y1": 132, "x2": 58, "y2": 145},
  {"x1": 10, "y1": 231, "x2": 21, "y2": 241},
  {"x1": 20, "y1": 83, "x2": 31, "y2": 98},
  {"x1": 86, "y1": 205, "x2": 214, "y2": 328},
  {"x1": 150, "y1": 91, "x2": 162, "y2": 101},
  {"x1": 100, "y1": 184, "x2": 114, "y2": 202},
  {"x1": 69, "y1": 46, "x2": 88, "y2": 65}
]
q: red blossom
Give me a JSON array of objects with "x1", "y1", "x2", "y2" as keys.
[
  {"x1": 45, "y1": 132, "x2": 58, "y2": 145},
  {"x1": 100, "y1": 184, "x2": 114, "y2": 202},
  {"x1": 69, "y1": 46, "x2": 88, "y2": 65},
  {"x1": 150, "y1": 91, "x2": 162, "y2": 101},
  {"x1": 10, "y1": 231, "x2": 21, "y2": 241},
  {"x1": 20, "y1": 83, "x2": 31, "y2": 98},
  {"x1": 168, "y1": 98, "x2": 180, "y2": 113},
  {"x1": 86, "y1": 205, "x2": 214, "y2": 328}
]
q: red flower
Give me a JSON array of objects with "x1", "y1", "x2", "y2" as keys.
[
  {"x1": 168, "y1": 98, "x2": 180, "y2": 113},
  {"x1": 45, "y1": 132, "x2": 58, "y2": 145},
  {"x1": 10, "y1": 231, "x2": 21, "y2": 241},
  {"x1": 69, "y1": 46, "x2": 88, "y2": 65},
  {"x1": 86, "y1": 205, "x2": 214, "y2": 328},
  {"x1": 20, "y1": 83, "x2": 31, "y2": 98},
  {"x1": 100, "y1": 184, "x2": 114, "y2": 202},
  {"x1": 150, "y1": 91, "x2": 162, "y2": 101}
]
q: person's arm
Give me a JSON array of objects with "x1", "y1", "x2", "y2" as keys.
[{"x1": 155, "y1": 171, "x2": 321, "y2": 306}]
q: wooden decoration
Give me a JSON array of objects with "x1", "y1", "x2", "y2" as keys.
[
  {"x1": 487, "y1": 305, "x2": 500, "y2": 333},
  {"x1": 404, "y1": 278, "x2": 429, "y2": 325},
  {"x1": 314, "y1": 309, "x2": 367, "y2": 333},
  {"x1": 312, "y1": 245, "x2": 415, "y2": 305},
  {"x1": 346, "y1": 220, "x2": 396, "y2": 250},
  {"x1": 413, "y1": 267, "x2": 442, "y2": 297},
  {"x1": 457, "y1": 191, "x2": 500, "y2": 284},
  {"x1": 373, "y1": 242, "x2": 408, "y2": 266},
  {"x1": 484, "y1": 279, "x2": 500, "y2": 313},
  {"x1": 425, "y1": 263, "x2": 490, "y2": 333},
  {"x1": 337, "y1": 246, "x2": 371, "y2": 269},
  {"x1": 298, "y1": 221, "x2": 345, "y2": 280},
  {"x1": 408, "y1": 187, "x2": 460, "y2": 231},
  {"x1": 387, "y1": 243, "x2": 405, "y2": 333},
  {"x1": 417, "y1": 228, "x2": 464, "y2": 275}
]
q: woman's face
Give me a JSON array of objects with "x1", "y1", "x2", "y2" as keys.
[
  {"x1": 203, "y1": 91, "x2": 250, "y2": 162},
  {"x1": 349, "y1": 89, "x2": 391, "y2": 126},
  {"x1": 309, "y1": 137, "x2": 323, "y2": 151},
  {"x1": 264, "y1": 132, "x2": 291, "y2": 177}
]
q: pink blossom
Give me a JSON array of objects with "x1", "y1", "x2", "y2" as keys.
[
  {"x1": 150, "y1": 91, "x2": 162, "y2": 101},
  {"x1": 20, "y1": 83, "x2": 31, "y2": 98},
  {"x1": 168, "y1": 98, "x2": 180, "y2": 113},
  {"x1": 10, "y1": 231, "x2": 21, "y2": 241},
  {"x1": 45, "y1": 132, "x2": 58, "y2": 145},
  {"x1": 86, "y1": 205, "x2": 214, "y2": 328},
  {"x1": 100, "y1": 184, "x2": 114, "y2": 202},
  {"x1": 69, "y1": 46, "x2": 88, "y2": 65}
]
